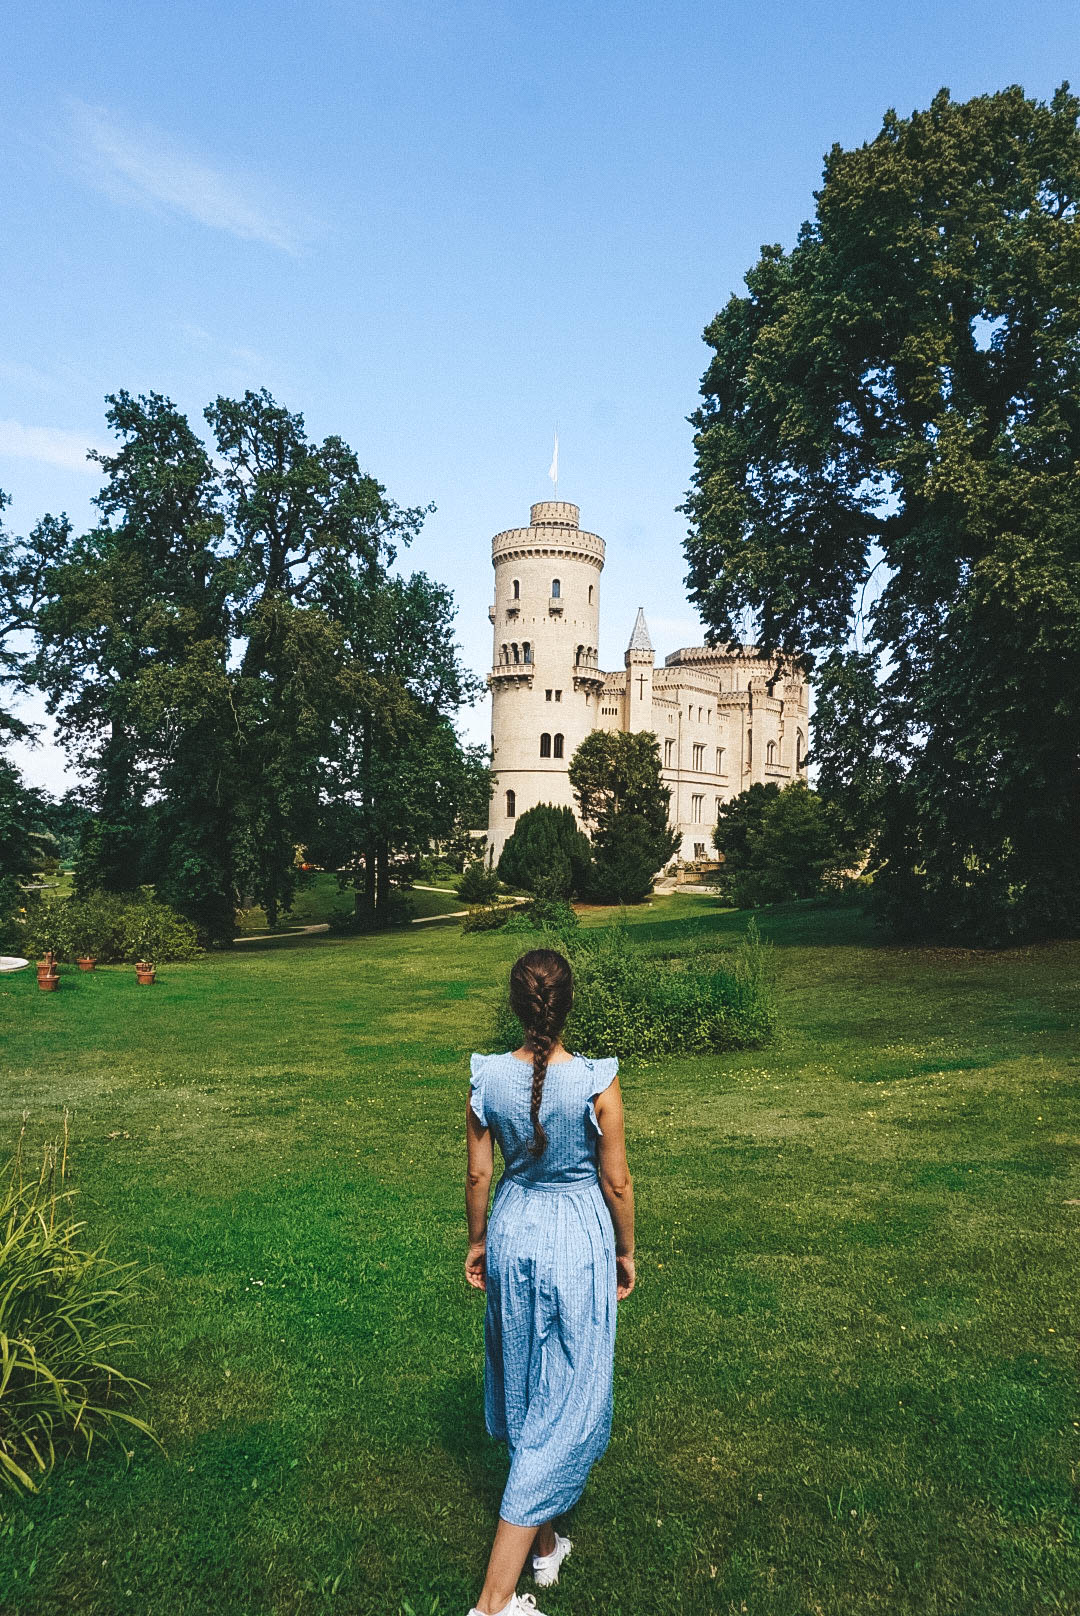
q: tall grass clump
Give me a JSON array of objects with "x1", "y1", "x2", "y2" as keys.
[
  {"x1": 495, "y1": 917, "x2": 776, "y2": 1058},
  {"x1": 0, "y1": 1117, "x2": 156, "y2": 1494}
]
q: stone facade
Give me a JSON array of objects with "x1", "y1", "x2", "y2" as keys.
[{"x1": 486, "y1": 501, "x2": 809, "y2": 865}]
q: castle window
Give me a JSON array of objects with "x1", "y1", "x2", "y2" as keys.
[
  {"x1": 575, "y1": 644, "x2": 584, "y2": 665},
  {"x1": 555, "y1": 689, "x2": 562, "y2": 702},
  {"x1": 796, "y1": 729, "x2": 806, "y2": 767},
  {"x1": 523, "y1": 642, "x2": 531, "y2": 663},
  {"x1": 553, "y1": 733, "x2": 564, "y2": 759},
  {"x1": 766, "y1": 740, "x2": 777, "y2": 766},
  {"x1": 512, "y1": 579, "x2": 520, "y2": 599},
  {"x1": 540, "y1": 733, "x2": 552, "y2": 757},
  {"x1": 698, "y1": 707, "x2": 703, "y2": 722},
  {"x1": 501, "y1": 644, "x2": 508, "y2": 664},
  {"x1": 691, "y1": 794, "x2": 704, "y2": 823},
  {"x1": 546, "y1": 688, "x2": 553, "y2": 701},
  {"x1": 715, "y1": 797, "x2": 722, "y2": 822},
  {"x1": 588, "y1": 584, "x2": 594, "y2": 603},
  {"x1": 511, "y1": 643, "x2": 519, "y2": 663},
  {"x1": 664, "y1": 738, "x2": 675, "y2": 766},
  {"x1": 747, "y1": 729, "x2": 753, "y2": 764},
  {"x1": 551, "y1": 578, "x2": 561, "y2": 598},
  {"x1": 506, "y1": 790, "x2": 516, "y2": 818},
  {"x1": 716, "y1": 747, "x2": 724, "y2": 773},
  {"x1": 694, "y1": 842, "x2": 706, "y2": 859},
  {"x1": 692, "y1": 743, "x2": 705, "y2": 770}
]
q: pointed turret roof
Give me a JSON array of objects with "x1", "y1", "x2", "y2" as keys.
[{"x1": 627, "y1": 607, "x2": 653, "y2": 653}]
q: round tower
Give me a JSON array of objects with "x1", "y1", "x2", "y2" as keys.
[{"x1": 486, "y1": 501, "x2": 605, "y2": 865}]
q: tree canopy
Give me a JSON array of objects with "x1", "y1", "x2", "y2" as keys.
[
  {"x1": 684, "y1": 85, "x2": 1080, "y2": 939},
  {"x1": 569, "y1": 730, "x2": 680, "y2": 901}
]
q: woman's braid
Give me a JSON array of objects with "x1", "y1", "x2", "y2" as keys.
[{"x1": 508, "y1": 949, "x2": 574, "y2": 1159}]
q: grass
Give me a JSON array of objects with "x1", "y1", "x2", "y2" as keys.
[
  {"x1": 0, "y1": 895, "x2": 1077, "y2": 1615},
  {"x1": 234, "y1": 872, "x2": 465, "y2": 934}
]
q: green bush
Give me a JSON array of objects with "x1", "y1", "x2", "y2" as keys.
[
  {"x1": 588, "y1": 811, "x2": 676, "y2": 904},
  {"x1": 0, "y1": 1124, "x2": 156, "y2": 1494},
  {"x1": 502, "y1": 896, "x2": 580, "y2": 936},
  {"x1": 494, "y1": 917, "x2": 776, "y2": 1058},
  {"x1": 22, "y1": 889, "x2": 201, "y2": 963},
  {"x1": 461, "y1": 902, "x2": 511, "y2": 933},
  {"x1": 497, "y1": 804, "x2": 592, "y2": 898},
  {"x1": 457, "y1": 861, "x2": 501, "y2": 904}
]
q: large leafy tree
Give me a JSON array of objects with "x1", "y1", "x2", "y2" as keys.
[
  {"x1": 569, "y1": 731, "x2": 680, "y2": 901},
  {"x1": 684, "y1": 85, "x2": 1080, "y2": 940}
]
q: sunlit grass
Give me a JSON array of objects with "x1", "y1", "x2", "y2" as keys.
[{"x1": 1, "y1": 896, "x2": 1077, "y2": 1613}]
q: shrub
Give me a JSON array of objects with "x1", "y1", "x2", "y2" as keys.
[
  {"x1": 502, "y1": 895, "x2": 580, "y2": 937},
  {"x1": 0, "y1": 1121, "x2": 155, "y2": 1494},
  {"x1": 457, "y1": 861, "x2": 501, "y2": 904},
  {"x1": 461, "y1": 902, "x2": 511, "y2": 933},
  {"x1": 22, "y1": 889, "x2": 201, "y2": 963},
  {"x1": 494, "y1": 917, "x2": 776, "y2": 1058},
  {"x1": 497, "y1": 805, "x2": 592, "y2": 899}
]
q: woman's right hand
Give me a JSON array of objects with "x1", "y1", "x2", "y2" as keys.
[{"x1": 616, "y1": 1254, "x2": 635, "y2": 1300}]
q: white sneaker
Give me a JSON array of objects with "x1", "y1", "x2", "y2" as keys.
[
  {"x1": 531, "y1": 1533, "x2": 573, "y2": 1588},
  {"x1": 467, "y1": 1597, "x2": 549, "y2": 1616}
]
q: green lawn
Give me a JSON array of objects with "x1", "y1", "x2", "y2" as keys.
[
  {"x1": 1, "y1": 898, "x2": 1078, "y2": 1615},
  {"x1": 234, "y1": 872, "x2": 465, "y2": 933}
]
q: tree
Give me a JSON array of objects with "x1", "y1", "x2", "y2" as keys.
[
  {"x1": 497, "y1": 804, "x2": 592, "y2": 898},
  {"x1": 569, "y1": 731, "x2": 680, "y2": 902},
  {"x1": 684, "y1": 85, "x2": 1080, "y2": 940},
  {"x1": 717, "y1": 782, "x2": 849, "y2": 907}
]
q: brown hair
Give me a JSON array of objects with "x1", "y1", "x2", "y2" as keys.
[{"x1": 508, "y1": 949, "x2": 574, "y2": 1157}]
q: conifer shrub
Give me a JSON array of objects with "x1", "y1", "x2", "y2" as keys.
[
  {"x1": 0, "y1": 1122, "x2": 155, "y2": 1494},
  {"x1": 461, "y1": 902, "x2": 511, "y2": 933},
  {"x1": 457, "y1": 860, "x2": 501, "y2": 904},
  {"x1": 497, "y1": 804, "x2": 592, "y2": 898},
  {"x1": 494, "y1": 918, "x2": 776, "y2": 1058}
]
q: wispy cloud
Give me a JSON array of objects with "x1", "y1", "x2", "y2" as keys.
[
  {"x1": 70, "y1": 101, "x2": 307, "y2": 253},
  {"x1": 0, "y1": 419, "x2": 106, "y2": 473}
]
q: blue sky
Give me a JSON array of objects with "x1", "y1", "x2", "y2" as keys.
[{"x1": 3, "y1": 0, "x2": 1077, "y2": 792}]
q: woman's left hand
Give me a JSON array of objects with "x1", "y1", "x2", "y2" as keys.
[{"x1": 465, "y1": 1240, "x2": 487, "y2": 1291}]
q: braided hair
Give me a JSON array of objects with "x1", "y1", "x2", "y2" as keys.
[{"x1": 508, "y1": 949, "x2": 574, "y2": 1157}]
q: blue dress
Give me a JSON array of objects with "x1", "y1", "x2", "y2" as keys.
[{"x1": 469, "y1": 1050, "x2": 619, "y2": 1528}]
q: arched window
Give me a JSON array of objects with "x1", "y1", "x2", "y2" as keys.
[
  {"x1": 716, "y1": 747, "x2": 724, "y2": 772},
  {"x1": 551, "y1": 578, "x2": 561, "y2": 598},
  {"x1": 747, "y1": 729, "x2": 753, "y2": 764},
  {"x1": 575, "y1": 644, "x2": 584, "y2": 665},
  {"x1": 715, "y1": 797, "x2": 722, "y2": 822},
  {"x1": 523, "y1": 641, "x2": 531, "y2": 663},
  {"x1": 553, "y1": 733, "x2": 564, "y2": 759},
  {"x1": 796, "y1": 729, "x2": 805, "y2": 767},
  {"x1": 512, "y1": 578, "x2": 520, "y2": 599},
  {"x1": 766, "y1": 740, "x2": 777, "y2": 766},
  {"x1": 540, "y1": 733, "x2": 552, "y2": 757},
  {"x1": 505, "y1": 790, "x2": 516, "y2": 817},
  {"x1": 588, "y1": 584, "x2": 594, "y2": 603},
  {"x1": 500, "y1": 643, "x2": 508, "y2": 664},
  {"x1": 511, "y1": 643, "x2": 519, "y2": 663}
]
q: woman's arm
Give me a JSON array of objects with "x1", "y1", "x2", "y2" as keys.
[
  {"x1": 594, "y1": 1076, "x2": 636, "y2": 1299},
  {"x1": 465, "y1": 1098, "x2": 494, "y2": 1290}
]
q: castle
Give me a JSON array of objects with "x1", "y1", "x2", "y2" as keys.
[{"x1": 485, "y1": 501, "x2": 809, "y2": 866}]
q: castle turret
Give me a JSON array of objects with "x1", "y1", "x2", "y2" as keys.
[
  {"x1": 486, "y1": 502, "x2": 605, "y2": 865},
  {"x1": 624, "y1": 607, "x2": 654, "y2": 731}
]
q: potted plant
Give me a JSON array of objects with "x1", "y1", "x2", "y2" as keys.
[
  {"x1": 134, "y1": 959, "x2": 156, "y2": 985},
  {"x1": 76, "y1": 955, "x2": 97, "y2": 971},
  {"x1": 37, "y1": 950, "x2": 60, "y2": 992}
]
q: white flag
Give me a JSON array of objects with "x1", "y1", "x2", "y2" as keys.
[{"x1": 547, "y1": 430, "x2": 559, "y2": 489}]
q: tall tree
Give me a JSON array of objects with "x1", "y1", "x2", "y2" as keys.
[
  {"x1": 684, "y1": 85, "x2": 1080, "y2": 940},
  {"x1": 206, "y1": 390, "x2": 429, "y2": 925},
  {"x1": 569, "y1": 730, "x2": 680, "y2": 901}
]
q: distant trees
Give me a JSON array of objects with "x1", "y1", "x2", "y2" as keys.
[
  {"x1": 569, "y1": 731, "x2": 680, "y2": 903},
  {"x1": 684, "y1": 85, "x2": 1080, "y2": 941},
  {"x1": 15, "y1": 391, "x2": 481, "y2": 942},
  {"x1": 714, "y1": 782, "x2": 850, "y2": 906}
]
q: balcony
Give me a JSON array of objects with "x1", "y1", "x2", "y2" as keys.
[
  {"x1": 488, "y1": 664, "x2": 534, "y2": 687},
  {"x1": 572, "y1": 666, "x2": 605, "y2": 692},
  {"x1": 548, "y1": 595, "x2": 563, "y2": 615}
]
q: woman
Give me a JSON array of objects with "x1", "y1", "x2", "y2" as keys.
[{"x1": 464, "y1": 948, "x2": 635, "y2": 1616}]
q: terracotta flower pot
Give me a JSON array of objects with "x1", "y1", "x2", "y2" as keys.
[
  {"x1": 77, "y1": 956, "x2": 97, "y2": 971},
  {"x1": 37, "y1": 971, "x2": 59, "y2": 992},
  {"x1": 135, "y1": 962, "x2": 156, "y2": 985}
]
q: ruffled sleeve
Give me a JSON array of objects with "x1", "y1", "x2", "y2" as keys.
[
  {"x1": 584, "y1": 1056, "x2": 620, "y2": 1136},
  {"x1": 468, "y1": 1052, "x2": 488, "y2": 1127}
]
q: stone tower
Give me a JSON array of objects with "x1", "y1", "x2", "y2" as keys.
[
  {"x1": 486, "y1": 501, "x2": 605, "y2": 864},
  {"x1": 624, "y1": 606, "x2": 654, "y2": 729}
]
